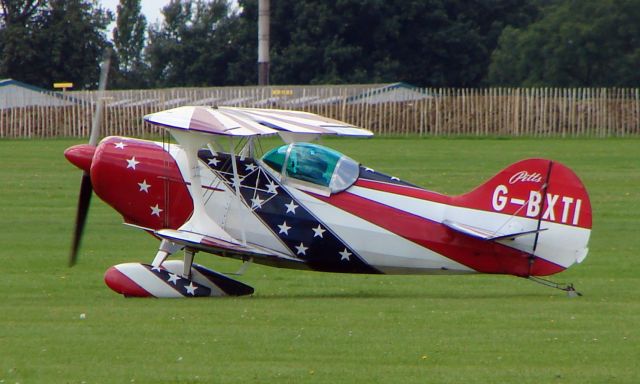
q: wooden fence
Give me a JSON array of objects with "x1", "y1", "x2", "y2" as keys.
[{"x1": 1, "y1": 86, "x2": 639, "y2": 138}]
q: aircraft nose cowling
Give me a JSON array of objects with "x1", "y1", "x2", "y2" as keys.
[{"x1": 64, "y1": 144, "x2": 96, "y2": 172}]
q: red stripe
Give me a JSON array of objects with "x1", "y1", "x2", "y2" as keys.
[
  {"x1": 317, "y1": 191, "x2": 564, "y2": 277},
  {"x1": 104, "y1": 267, "x2": 153, "y2": 297}
]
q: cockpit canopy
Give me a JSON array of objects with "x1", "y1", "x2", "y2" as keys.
[{"x1": 262, "y1": 143, "x2": 359, "y2": 194}]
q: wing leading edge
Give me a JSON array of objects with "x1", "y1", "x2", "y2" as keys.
[
  {"x1": 155, "y1": 229, "x2": 301, "y2": 264},
  {"x1": 144, "y1": 106, "x2": 373, "y2": 139}
]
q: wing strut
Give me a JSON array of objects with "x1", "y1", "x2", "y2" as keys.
[
  {"x1": 151, "y1": 239, "x2": 182, "y2": 267},
  {"x1": 228, "y1": 137, "x2": 247, "y2": 245},
  {"x1": 170, "y1": 130, "x2": 239, "y2": 244}
]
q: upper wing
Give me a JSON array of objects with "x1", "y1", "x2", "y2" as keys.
[
  {"x1": 144, "y1": 106, "x2": 277, "y2": 136},
  {"x1": 220, "y1": 106, "x2": 373, "y2": 137},
  {"x1": 143, "y1": 106, "x2": 373, "y2": 139}
]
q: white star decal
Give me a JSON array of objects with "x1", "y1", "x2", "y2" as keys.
[
  {"x1": 266, "y1": 180, "x2": 279, "y2": 194},
  {"x1": 245, "y1": 163, "x2": 257, "y2": 172},
  {"x1": 208, "y1": 157, "x2": 220, "y2": 167},
  {"x1": 285, "y1": 200, "x2": 299, "y2": 214},
  {"x1": 339, "y1": 249, "x2": 352, "y2": 261},
  {"x1": 231, "y1": 176, "x2": 244, "y2": 189},
  {"x1": 167, "y1": 273, "x2": 181, "y2": 285},
  {"x1": 365, "y1": 167, "x2": 375, "y2": 173},
  {"x1": 251, "y1": 195, "x2": 265, "y2": 209},
  {"x1": 126, "y1": 157, "x2": 140, "y2": 170},
  {"x1": 138, "y1": 179, "x2": 151, "y2": 193},
  {"x1": 278, "y1": 221, "x2": 291, "y2": 235},
  {"x1": 185, "y1": 282, "x2": 198, "y2": 295},
  {"x1": 150, "y1": 204, "x2": 163, "y2": 216},
  {"x1": 312, "y1": 224, "x2": 326, "y2": 238},
  {"x1": 114, "y1": 142, "x2": 126, "y2": 149},
  {"x1": 295, "y1": 243, "x2": 308, "y2": 255}
]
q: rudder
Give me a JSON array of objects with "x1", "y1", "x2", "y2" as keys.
[{"x1": 451, "y1": 158, "x2": 592, "y2": 275}]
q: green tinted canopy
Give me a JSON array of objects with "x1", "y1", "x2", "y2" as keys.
[{"x1": 262, "y1": 143, "x2": 359, "y2": 193}]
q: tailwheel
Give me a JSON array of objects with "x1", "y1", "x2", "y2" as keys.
[
  {"x1": 527, "y1": 276, "x2": 582, "y2": 297},
  {"x1": 104, "y1": 260, "x2": 254, "y2": 298}
]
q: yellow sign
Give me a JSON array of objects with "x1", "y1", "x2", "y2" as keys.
[
  {"x1": 53, "y1": 82, "x2": 74, "y2": 89},
  {"x1": 272, "y1": 89, "x2": 294, "y2": 96}
]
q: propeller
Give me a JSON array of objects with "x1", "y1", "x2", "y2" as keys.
[{"x1": 68, "y1": 49, "x2": 111, "y2": 267}]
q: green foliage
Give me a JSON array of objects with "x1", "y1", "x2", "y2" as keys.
[
  {"x1": 236, "y1": 0, "x2": 541, "y2": 86},
  {"x1": 0, "y1": 0, "x2": 113, "y2": 89},
  {"x1": 2, "y1": 0, "x2": 639, "y2": 88},
  {"x1": 112, "y1": 0, "x2": 147, "y2": 89},
  {"x1": 488, "y1": 0, "x2": 640, "y2": 86},
  {"x1": 41, "y1": 0, "x2": 113, "y2": 89},
  {"x1": 144, "y1": 0, "x2": 240, "y2": 88},
  {"x1": 0, "y1": 0, "x2": 541, "y2": 88},
  {"x1": 0, "y1": 0, "x2": 48, "y2": 86},
  {"x1": 1, "y1": 137, "x2": 639, "y2": 383}
]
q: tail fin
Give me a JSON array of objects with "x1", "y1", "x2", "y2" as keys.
[{"x1": 449, "y1": 158, "x2": 591, "y2": 275}]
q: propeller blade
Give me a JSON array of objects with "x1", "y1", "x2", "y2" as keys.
[
  {"x1": 69, "y1": 172, "x2": 93, "y2": 266},
  {"x1": 89, "y1": 49, "x2": 111, "y2": 146},
  {"x1": 68, "y1": 49, "x2": 111, "y2": 267}
]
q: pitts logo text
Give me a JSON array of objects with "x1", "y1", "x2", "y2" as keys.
[{"x1": 509, "y1": 171, "x2": 543, "y2": 184}]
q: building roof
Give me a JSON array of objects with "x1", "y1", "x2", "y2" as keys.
[
  {"x1": 345, "y1": 82, "x2": 433, "y2": 104},
  {"x1": 0, "y1": 78, "x2": 78, "y2": 108}
]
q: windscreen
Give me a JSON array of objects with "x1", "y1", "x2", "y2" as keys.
[{"x1": 262, "y1": 143, "x2": 359, "y2": 193}]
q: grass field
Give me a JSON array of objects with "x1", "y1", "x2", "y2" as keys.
[{"x1": 1, "y1": 137, "x2": 639, "y2": 383}]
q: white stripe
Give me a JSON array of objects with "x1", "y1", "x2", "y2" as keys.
[
  {"x1": 115, "y1": 263, "x2": 183, "y2": 298},
  {"x1": 349, "y1": 185, "x2": 590, "y2": 268},
  {"x1": 285, "y1": 186, "x2": 474, "y2": 274},
  {"x1": 349, "y1": 185, "x2": 447, "y2": 222}
]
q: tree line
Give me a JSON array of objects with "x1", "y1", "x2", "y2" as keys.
[{"x1": 0, "y1": 0, "x2": 638, "y2": 90}]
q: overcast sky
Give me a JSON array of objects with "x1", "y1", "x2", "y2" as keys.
[{"x1": 100, "y1": 0, "x2": 170, "y2": 29}]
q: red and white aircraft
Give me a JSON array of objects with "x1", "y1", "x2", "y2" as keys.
[{"x1": 65, "y1": 106, "x2": 591, "y2": 298}]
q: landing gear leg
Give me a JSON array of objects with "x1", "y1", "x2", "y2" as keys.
[
  {"x1": 151, "y1": 239, "x2": 181, "y2": 268},
  {"x1": 183, "y1": 248, "x2": 196, "y2": 279}
]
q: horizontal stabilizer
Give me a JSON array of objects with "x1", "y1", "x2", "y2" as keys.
[{"x1": 442, "y1": 219, "x2": 547, "y2": 241}]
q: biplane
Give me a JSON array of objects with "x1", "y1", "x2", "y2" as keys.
[{"x1": 65, "y1": 105, "x2": 591, "y2": 298}]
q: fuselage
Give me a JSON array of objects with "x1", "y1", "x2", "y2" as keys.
[{"x1": 66, "y1": 136, "x2": 587, "y2": 277}]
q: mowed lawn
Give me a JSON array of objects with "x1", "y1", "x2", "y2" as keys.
[{"x1": 1, "y1": 137, "x2": 638, "y2": 383}]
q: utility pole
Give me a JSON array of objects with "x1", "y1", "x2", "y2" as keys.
[{"x1": 258, "y1": 0, "x2": 270, "y2": 85}]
